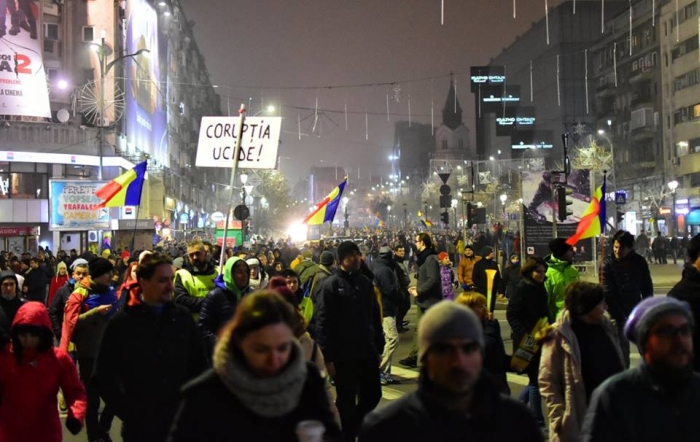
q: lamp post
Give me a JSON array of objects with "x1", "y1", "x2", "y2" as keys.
[
  {"x1": 342, "y1": 196, "x2": 349, "y2": 234},
  {"x1": 387, "y1": 205, "x2": 392, "y2": 228},
  {"x1": 91, "y1": 31, "x2": 150, "y2": 180},
  {"x1": 668, "y1": 179, "x2": 679, "y2": 237}
]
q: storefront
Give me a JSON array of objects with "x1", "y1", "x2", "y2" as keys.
[
  {"x1": 111, "y1": 219, "x2": 155, "y2": 251},
  {"x1": 0, "y1": 226, "x2": 40, "y2": 254}
]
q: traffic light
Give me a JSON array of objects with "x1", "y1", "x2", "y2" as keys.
[
  {"x1": 467, "y1": 202, "x2": 474, "y2": 228},
  {"x1": 440, "y1": 211, "x2": 450, "y2": 226},
  {"x1": 557, "y1": 186, "x2": 573, "y2": 222},
  {"x1": 616, "y1": 210, "x2": 625, "y2": 223}
]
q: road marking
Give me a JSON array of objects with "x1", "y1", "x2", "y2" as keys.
[
  {"x1": 381, "y1": 387, "x2": 405, "y2": 400},
  {"x1": 391, "y1": 366, "x2": 419, "y2": 379}
]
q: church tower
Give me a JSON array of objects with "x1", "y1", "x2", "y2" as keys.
[{"x1": 434, "y1": 75, "x2": 471, "y2": 160}]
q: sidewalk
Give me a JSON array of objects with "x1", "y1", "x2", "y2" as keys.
[{"x1": 579, "y1": 261, "x2": 683, "y2": 288}]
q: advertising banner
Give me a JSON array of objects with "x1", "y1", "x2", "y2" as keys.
[
  {"x1": 0, "y1": 1, "x2": 50, "y2": 118},
  {"x1": 196, "y1": 116, "x2": 282, "y2": 169},
  {"x1": 521, "y1": 170, "x2": 593, "y2": 261},
  {"x1": 125, "y1": 0, "x2": 168, "y2": 165},
  {"x1": 50, "y1": 180, "x2": 110, "y2": 231}
]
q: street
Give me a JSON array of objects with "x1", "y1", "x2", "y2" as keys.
[{"x1": 61, "y1": 262, "x2": 679, "y2": 441}]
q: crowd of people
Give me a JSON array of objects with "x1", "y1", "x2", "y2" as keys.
[{"x1": 0, "y1": 226, "x2": 696, "y2": 441}]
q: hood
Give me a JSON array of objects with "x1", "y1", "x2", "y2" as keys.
[
  {"x1": 12, "y1": 302, "x2": 52, "y2": 331},
  {"x1": 545, "y1": 254, "x2": 571, "y2": 271},
  {"x1": 215, "y1": 257, "x2": 250, "y2": 297},
  {"x1": 0, "y1": 270, "x2": 18, "y2": 288}
]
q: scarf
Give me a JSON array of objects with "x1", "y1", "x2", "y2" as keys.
[
  {"x1": 214, "y1": 334, "x2": 308, "y2": 418},
  {"x1": 85, "y1": 284, "x2": 119, "y2": 317},
  {"x1": 416, "y1": 247, "x2": 437, "y2": 267}
]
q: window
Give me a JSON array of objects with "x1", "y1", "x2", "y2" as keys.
[
  {"x1": 47, "y1": 69, "x2": 59, "y2": 81},
  {"x1": 83, "y1": 68, "x2": 94, "y2": 84},
  {"x1": 82, "y1": 26, "x2": 95, "y2": 43},
  {"x1": 442, "y1": 139, "x2": 448, "y2": 150},
  {"x1": 44, "y1": 23, "x2": 58, "y2": 40},
  {"x1": 458, "y1": 139, "x2": 464, "y2": 149}
]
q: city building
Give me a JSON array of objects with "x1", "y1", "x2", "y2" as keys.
[
  {"x1": 591, "y1": 0, "x2": 667, "y2": 235},
  {"x1": 660, "y1": 0, "x2": 700, "y2": 235},
  {"x1": 0, "y1": 0, "x2": 224, "y2": 253}
]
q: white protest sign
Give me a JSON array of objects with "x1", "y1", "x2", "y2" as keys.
[{"x1": 196, "y1": 116, "x2": 282, "y2": 169}]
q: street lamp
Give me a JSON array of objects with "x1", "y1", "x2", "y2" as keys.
[
  {"x1": 387, "y1": 205, "x2": 392, "y2": 228},
  {"x1": 500, "y1": 193, "x2": 507, "y2": 213},
  {"x1": 90, "y1": 34, "x2": 150, "y2": 180},
  {"x1": 342, "y1": 196, "x2": 349, "y2": 232},
  {"x1": 668, "y1": 179, "x2": 679, "y2": 237}
]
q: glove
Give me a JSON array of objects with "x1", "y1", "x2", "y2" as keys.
[{"x1": 65, "y1": 417, "x2": 82, "y2": 435}]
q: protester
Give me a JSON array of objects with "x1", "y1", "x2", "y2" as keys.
[
  {"x1": 22, "y1": 257, "x2": 48, "y2": 302},
  {"x1": 360, "y1": 301, "x2": 543, "y2": 441},
  {"x1": 472, "y1": 246, "x2": 503, "y2": 309},
  {"x1": 373, "y1": 246, "x2": 402, "y2": 385},
  {"x1": 316, "y1": 240, "x2": 384, "y2": 441},
  {"x1": 95, "y1": 253, "x2": 207, "y2": 442},
  {"x1": 502, "y1": 253, "x2": 522, "y2": 300},
  {"x1": 582, "y1": 297, "x2": 700, "y2": 441},
  {"x1": 437, "y1": 251, "x2": 456, "y2": 301},
  {"x1": 168, "y1": 290, "x2": 340, "y2": 441},
  {"x1": 393, "y1": 243, "x2": 412, "y2": 333},
  {"x1": 457, "y1": 245, "x2": 480, "y2": 290},
  {"x1": 246, "y1": 258, "x2": 268, "y2": 290},
  {"x1": 173, "y1": 240, "x2": 219, "y2": 314},
  {"x1": 48, "y1": 259, "x2": 88, "y2": 341},
  {"x1": 544, "y1": 238, "x2": 579, "y2": 322},
  {"x1": 0, "y1": 302, "x2": 87, "y2": 442},
  {"x1": 0, "y1": 269, "x2": 23, "y2": 326},
  {"x1": 539, "y1": 282, "x2": 624, "y2": 442},
  {"x1": 47, "y1": 261, "x2": 69, "y2": 307}
]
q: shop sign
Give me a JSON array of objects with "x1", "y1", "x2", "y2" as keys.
[
  {"x1": 0, "y1": 227, "x2": 38, "y2": 236},
  {"x1": 117, "y1": 219, "x2": 154, "y2": 230}
]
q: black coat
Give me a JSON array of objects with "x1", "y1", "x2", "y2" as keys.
[
  {"x1": 668, "y1": 264, "x2": 700, "y2": 371},
  {"x1": 372, "y1": 256, "x2": 401, "y2": 318},
  {"x1": 582, "y1": 364, "x2": 700, "y2": 442},
  {"x1": 198, "y1": 285, "x2": 251, "y2": 359},
  {"x1": 472, "y1": 258, "x2": 503, "y2": 310},
  {"x1": 23, "y1": 267, "x2": 48, "y2": 302},
  {"x1": 95, "y1": 301, "x2": 208, "y2": 442},
  {"x1": 507, "y1": 279, "x2": 549, "y2": 351},
  {"x1": 483, "y1": 319, "x2": 511, "y2": 395},
  {"x1": 168, "y1": 363, "x2": 340, "y2": 442},
  {"x1": 315, "y1": 268, "x2": 384, "y2": 364},
  {"x1": 415, "y1": 249, "x2": 442, "y2": 310},
  {"x1": 360, "y1": 374, "x2": 543, "y2": 442},
  {"x1": 48, "y1": 280, "x2": 75, "y2": 340},
  {"x1": 501, "y1": 265, "x2": 522, "y2": 298},
  {"x1": 0, "y1": 293, "x2": 23, "y2": 326},
  {"x1": 602, "y1": 251, "x2": 653, "y2": 322}
]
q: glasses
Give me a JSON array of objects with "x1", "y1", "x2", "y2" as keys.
[{"x1": 652, "y1": 324, "x2": 692, "y2": 339}]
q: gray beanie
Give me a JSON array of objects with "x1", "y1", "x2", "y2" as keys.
[
  {"x1": 418, "y1": 301, "x2": 484, "y2": 362},
  {"x1": 320, "y1": 251, "x2": 334, "y2": 267},
  {"x1": 624, "y1": 297, "x2": 694, "y2": 354}
]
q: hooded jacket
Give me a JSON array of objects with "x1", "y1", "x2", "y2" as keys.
[
  {"x1": 602, "y1": 250, "x2": 653, "y2": 322},
  {"x1": 667, "y1": 263, "x2": 700, "y2": 371},
  {"x1": 372, "y1": 254, "x2": 402, "y2": 317},
  {"x1": 415, "y1": 248, "x2": 442, "y2": 310},
  {"x1": 198, "y1": 257, "x2": 252, "y2": 357},
  {"x1": 295, "y1": 258, "x2": 320, "y2": 285},
  {"x1": 0, "y1": 302, "x2": 87, "y2": 442},
  {"x1": 0, "y1": 270, "x2": 23, "y2": 325},
  {"x1": 544, "y1": 255, "x2": 580, "y2": 322}
]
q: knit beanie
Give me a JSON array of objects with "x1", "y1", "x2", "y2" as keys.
[
  {"x1": 268, "y1": 276, "x2": 299, "y2": 306},
  {"x1": 56, "y1": 261, "x2": 68, "y2": 273},
  {"x1": 480, "y1": 246, "x2": 494, "y2": 258},
  {"x1": 464, "y1": 245, "x2": 474, "y2": 253},
  {"x1": 418, "y1": 300, "x2": 484, "y2": 362},
  {"x1": 624, "y1": 297, "x2": 694, "y2": 354},
  {"x1": 438, "y1": 252, "x2": 449, "y2": 262},
  {"x1": 302, "y1": 250, "x2": 313, "y2": 259},
  {"x1": 379, "y1": 246, "x2": 392, "y2": 257},
  {"x1": 337, "y1": 241, "x2": 361, "y2": 262},
  {"x1": 70, "y1": 258, "x2": 89, "y2": 270},
  {"x1": 246, "y1": 258, "x2": 260, "y2": 267},
  {"x1": 564, "y1": 282, "x2": 605, "y2": 316},
  {"x1": 88, "y1": 257, "x2": 114, "y2": 279},
  {"x1": 320, "y1": 251, "x2": 334, "y2": 267},
  {"x1": 549, "y1": 238, "x2": 572, "y2": 259}
]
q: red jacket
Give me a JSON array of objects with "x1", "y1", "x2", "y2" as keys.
[
  {"x1": 0, "y1": 302, "x2": 86, "y2": 442},
  {"x1": 48, "y1": 273, "x2": 69, "y2": 307}
]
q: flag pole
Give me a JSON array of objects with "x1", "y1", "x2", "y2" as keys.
[
  {"x1": 129, "y1": 203, "x2": 141, "y2": 253},
  {"x1": 219, "y1": 104, "x2": 247, "y2": 267}
]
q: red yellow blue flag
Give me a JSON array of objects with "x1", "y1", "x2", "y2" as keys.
[
  {"x1": 303, "y1": 177, "x2": 347, "y2": 225},
  {"x1": 95, "y1": 161, "x2": 147, "y2": 208},
  {"x1": 566, "y1": 176, "x2": 606, "y2": 246}
]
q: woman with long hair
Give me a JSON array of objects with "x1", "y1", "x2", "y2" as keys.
[
  {"x1": 0, "y1": 302, "x2": 87, "y2": 441},
  {"x1": 117, "y1": 261, "x2": 139, "y2": 309},
  {"x1": 169, "y1": 290, "x2": 340, "y2": 441},
  {"x1": 48, "y1": 261, "x2": 69, "y2": 307}
]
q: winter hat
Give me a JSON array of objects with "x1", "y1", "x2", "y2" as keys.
[
  {"x1": 70, "y1": 258, "x2": 89, "y2": 270},
  {"x1": 549, "y1": 238, "x2": 573, "y2": 259},
  {"x1": 268, "y1": 276, "x2": 298, "y2": 306},
  {"x1": 337, "y1": 241, "x2": 361, "y2": 262},
  {"x1": 56, "y1": 262, "x2": 67, "y2": 273},
  {"x1": 438, "y1": 252, "x2": 450, "y2": 262},
  {"x1": 88, "y1": 257, "x2": 114, "y2": 279},
  {"x1": 246, "y1": 258, "x2": 260, "y2": 267},
  {"x1": 172, "y1": 257, "x2": 184, "y2": 269},
  {"x1": 564, "y1": 282, "x2": 605, "y2": 316},
  {"x1": 379, "y1": 246, "x2": 392, "y2": 257},
  {"x1": 624, "y1": 297, "x2": 694, "y2": 354},
  {"x1": 320, "y1": 251, "x2": 335, "y2": 267},
  {"x1": 480, "y1": 246, "x2": 494, "y2": 258},
  {"x1": 101, "y1": 249, "x2": 111, "y2": 258},
  {"x1": 120, "y1": 250, "x2": 131, "y2": 260},
  {"x1": 302, "y1": 250, "x2": 313, "y2": 259},
  {"x1": 464, "y1": 244, "x2": 474, "y2": 253},
  {"x1": 418, "y1": 300, "x2": 484, "y2": 362}
]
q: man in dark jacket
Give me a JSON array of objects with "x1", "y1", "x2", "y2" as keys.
[
  {"x1": 393, "y1": 244, "x2": 412, "y2": 333},
  {"x1": 603, "y1": 230, "x2": 653, "y2": 367},
  {"x1": 373, "y1": 246, "x2": 402, "y2": 385},
  {"x1": 22, "y1": 257, "x2": 48, "y2": 302},
  {"x1": 399, "y1": 232, "x2": 442, "y2": 369},
  {"x1": 316, "y1": 241, "x2": 384, "y2": 442},
  {"x1": 360, "y1": 301, "x2": 542, "y2": 442},
  {"x1": 668, "y1": 232, "x2": 700, "y2": 371},
  {"x1": 472, "y1": 246, "x2": 503, "y2": 311},
  {"x1": 49, "y1": 258, "x2": 88, "y2": 341},
  {"x1": 582, "y1": 297, "x2": 699, "y2": 442},
  {"x1": 95, "y1": 253, "x2": 207, "y2": 442}
]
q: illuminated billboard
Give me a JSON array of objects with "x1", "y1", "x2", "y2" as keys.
[
  {"x1": 125, "y1": 0, "x2": 169, "y2": 165},
  {"x1": 470, "y1": 66, "x2": 506, "y2": 92},
  {"x1": 0, "y1": 2, "x2": 50, "y2": 118}
]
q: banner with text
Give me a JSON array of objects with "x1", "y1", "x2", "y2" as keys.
[
  {"x1": 521, "y1": 170, "x2": 593, "y2": 261},
  {"x1": 50, "y1": 180, "x2": 110, "y2": 231},
  {"x1": 196, "y1": 116, "x2": 282, "y2": 169},
  {"x1": 0, "y1": 1, "x2": 51, "y2": 118}
]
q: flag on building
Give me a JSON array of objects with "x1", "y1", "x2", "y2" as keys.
[
  {"x1": 303, "y1": 177, "x2": 347, "y2": 225},
  {"x1": 566, "y1": 176, "x2": 606, "y2": 246},
  {"x1": 95, "y1": 161, "x2": 148, "y2": 208}
]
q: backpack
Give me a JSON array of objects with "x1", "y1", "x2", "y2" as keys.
[{"x1": 299, "y1": 277, "x2": 314, "y2": 324}]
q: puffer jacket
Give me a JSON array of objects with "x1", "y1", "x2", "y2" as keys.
[
  {"x1": 602, "y1": 251, "x2": 653, "y2": 322},
  {"x1": 539, "y1": 310, "x2": 623, "y2": 442},
  {"x1": 415, "y1": 249, "x2": 442, "y2": 310},
  {"x1": 372, "y1": 255, "x2": 401, "y2": 317},
  {"x1": 667, "y1": 263, "x2": 700, "y2": 371},
  {"x1": 295, "y1": 259, "x2": 319, "y2": 285},
  {"x1": 457, "y1": 255, "x2": 481, "y2": 287},
  {"x1": 544, "y1": 255, "x2": 579, "y2": 322},
  {"x1": 198, "y1": 257, "x2": 251, "y2": 358}
]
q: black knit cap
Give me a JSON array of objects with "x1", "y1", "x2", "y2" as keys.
[
  {"x1": 337, "y1": 241, "x2": 361, "y2": 262},
  {"x1": 88, "y1": 257, "x2": 114, "y2": 279},
  {"x1": 549, "y1": 238, "x2": 573, "y2": 259}
]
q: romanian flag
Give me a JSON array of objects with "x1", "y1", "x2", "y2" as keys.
[
  {"x1": 566, "y1": 176, "x2": 606, "y2": 246},
  {"x1": 303, "y1": 177, "x2": 347, "y2": 225},
  {"x1": 421, "y1": 219, "x2": 434, "y2": 228},
  {"x1": 95, "y1": 161, "x2": 147, "y2": 208}
]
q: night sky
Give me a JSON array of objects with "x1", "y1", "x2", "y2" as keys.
[{"x1": 181, "y1": 0, "x2": 565, "y2": 184}]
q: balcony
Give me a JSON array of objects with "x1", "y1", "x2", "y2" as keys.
[
  {"x1": 679, "y1": 152, "x2": 700, "y2": 176},
  {"x1": 629, "y1": 69, "x2": 654, "y2": 85},
  {"x1": 630, "y1": 126, "x2": 655, "y2": 141},
  {"x1": 631, "y1": 96, "x2": 654, "y2": 109},
  {"x1": 595, "y1": 82, "x2": 617, "y2": 97}
]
